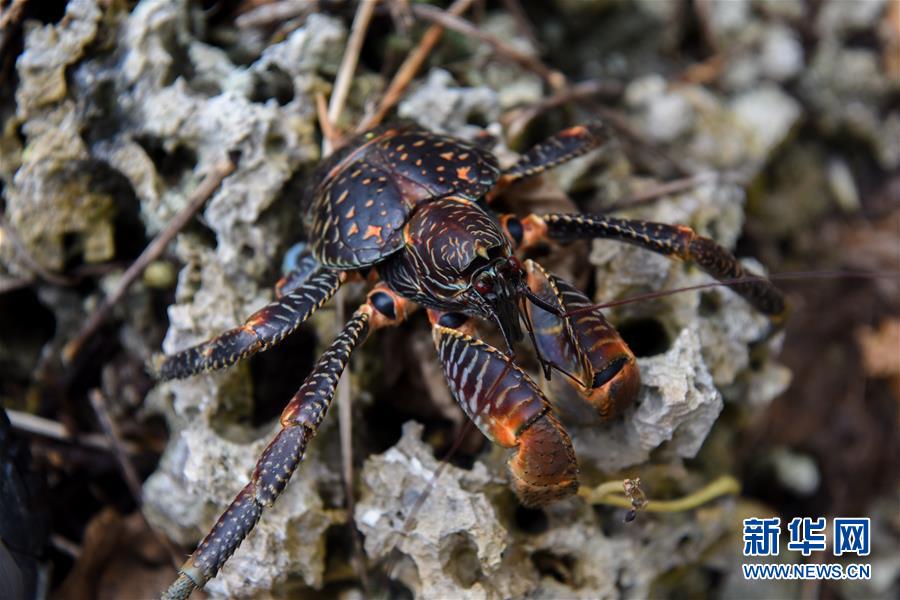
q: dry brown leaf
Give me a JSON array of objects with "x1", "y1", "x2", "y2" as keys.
[
  {"x1": 54, "y1": 509, "x2": 184, "y2": 600},
  {"x1": 856, "y1": 317, "x2": 900, "y2": 380}
]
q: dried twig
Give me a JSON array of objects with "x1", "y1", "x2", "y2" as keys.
[
  {"x1": 503, "y1": 78, "x2": 624, "y2": 140},
  {"x1": 325, "y1": 5, "x2": 381, "y2": 589},
  {"x1": 88, "y1": 389, "x2": 144, "y2": 503},
  {"x1": 88, "y1": 389, "x2": 183, "y2": 566},
  {"x1": 592, "y1": 106, "x2": 694, "y2": 177},
  {"x1": 316, "y1": 91, "x2": 339, "y2": 150},
  {"x1": 324, "y1": 0, "x2": 378, "y2": 154},
  {"x1": 0, "y1": 275, "x2": 35, "y2": 295},
  {"x1": 386, "y1": 0, "x2": 414, "y2": 36},
  {"x1": 62, "y1": 157, "x2": 237, "y2": 363},
  {"x1": 357, "y1": 0, "x2": 478, "y2": 132},
  {"x1": 602, "y1": 170, "x2": 746, "y2": 212},
  {"x1": 499, "y1": 0, "x2": 540, "y2": 49},
  {"x1": 6, "y1": 408, "x2": 140, "y2": 454},
  {"x1": 410, "y1": 3, "x2": 566, "y2": 91},
  {"x1": 235, "y1": 0, "x2": 315, "y2": 29}
]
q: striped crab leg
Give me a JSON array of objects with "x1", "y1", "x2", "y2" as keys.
[
  {"x1": 152, "y1": 266, "x2": 344, "y2": 381},
  {"x1": 523, "y1": 260, "x2": 640, "y2": 421},
  {"x1": 509, "y1": 213, "x2": 786, "y2": 318},
  {"x1": 429, "y1": 311, "x2": 579, "y2": 507},
  {"x1": 162, "y1": 286, "x2": 414, "y2": 600},
  {"x1": 488, "y1": 122, "x2": 611, "y2": 200}
]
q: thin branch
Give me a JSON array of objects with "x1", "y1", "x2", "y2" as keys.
[
  {"x1": 88, "y1": 389, "x2": 182, "y2": 567},
  {"x1": 592, "y1": 106, "x2": 694, "y2": 178},
  {"x1": 499, "y1": 0, "x2": 540, "y2": 49},
  {"x1": 503, "y1": 78, "x2": 624, "y2": 140},
  {"x1": 602, "y1": 170, "x2": 746, "y2": 212},
  {"x1": 324, "y1": 5, "x2": 380, "y2": 589},
  {"x1": 6, "y1": 408, "x2": 140, "y2": 454},
  {"x1": 235, "y1": 0, "x2": 315, "y2": 29},
  {"x1": 328, "y1": 0, "x2": 377, "y2": 127},
  {"x1": 0, "y1": 275, "x2": 35, "y2": 295},
  {"x1": 357, "y1": 0, "x2": 478, "y2": 132},
  {"x1": 316, "y1": 91, "x2": 340, "y2": 150},
  {"x1": 88, "y1": 389, "x2": 144, "y2": 503},
  {"x1": 62, "y1": 157, "x2": 237, "y2": 363},
  {"x1": 385, "y1": 0, "x2": 414, "y2": 36},
  {"x1": 410, "y1": 3, "x2": 566, "y2": 91}
]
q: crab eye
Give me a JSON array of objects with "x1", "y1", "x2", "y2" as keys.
[
  {"x1": 474, "y1": 277, "x2": 493, "y2": 295},
  {"x1": 506, "y1": 256, "x2": 523, "y2": 272}
]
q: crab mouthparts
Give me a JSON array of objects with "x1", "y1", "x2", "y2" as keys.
[{"x1": 491, "y1": 294, "x2": 524, "y2": 349}]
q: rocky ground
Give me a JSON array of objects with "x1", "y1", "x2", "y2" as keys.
[{"x1": 1, "y1": 1, "x2": 898, "y2": 599}]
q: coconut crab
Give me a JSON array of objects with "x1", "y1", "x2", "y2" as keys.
[{"x1": 156, "y1": 121, "x2": 784, "y2": 598}]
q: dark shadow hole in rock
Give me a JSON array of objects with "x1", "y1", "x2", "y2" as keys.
[
  {"x1": 531, "y1": 549, "x2": 579, "y2": 586},
  {"x1": 158, "y1": 29, "x2": 195, "y2": 87},
  {"x1": 443, "y1": 533, "x2": 483, "y2": 589},
  {"x1": 239, "y1": 244, "x2": 255, "y2": 260},
  {"x1": 845, "y1": 29, "x2": 881, "y2": 52},
  {"x1": 323, "y1": 523, "x2": 354, "y2": 577},
  {"x1": 372, "y1": 566, "x2": 416, "y2": 600},
  {"x1": 357, "y1": 10, "x2": 396, "y2": 75},
  {"x1": 262, "y1": 166, "x2": 312, "y2": 281},
  {"x1": 514, "y1": 504, "x2": 549, "y2": 535},
  {"x1": 0, "y1": 288, "x2": 56, "y2": 396},
  {"x1": 316, "y1": 478, "x2": 344, "y2": 511},
  {"x1": 466, "y1": 110, "x2": 489, "y2": 129},
  {"x1": 77, "y1": 77, "x2": 122, "y2": 145},
  {"x1": 61, "y1": 232, "x2": 85, "y2": 272},
  {"x1": 617, "y1": 318, "x2": 671, "y2": 357},
  {"x1": 698, "y1": 291, "x2": 721, "y2": 317},
  {"x1": 83, "y1": 160, "x2": 149, "y2": 262},
  {"x1": 134, "y1": 135, "x2": 198, "y2": 187},
  {"x1": 250, "y1": 65, "x2": 295, "y2": 106},
  {"x1": 248, "y1": 325, "x2": 318, "y2": 427},
  {"x1": 22, "y1": 0, "x2": 68, "y2": 24}
]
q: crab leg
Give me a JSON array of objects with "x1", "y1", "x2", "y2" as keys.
[
  {"x1": 162, "y1": 287, "x2": 413, "y2": 599},
  {"x1": 152, "y1": 267, "x2": 344, "y2": 381},
  {"x1": 493, "y1": 122, "x2": 611, "y2": 194},
  {"x1": 429, "y1": 312, "x2": 579, "y2": 507},
  {"x1": 514, "y1": 213, "x2": 786, "y2": 317}
]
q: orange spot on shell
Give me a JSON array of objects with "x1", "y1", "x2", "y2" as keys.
[
  {"x1": 363, "y1": 224, "x2": 383, "y2": 241},
  {"x1": 345, "y1": 206, "x2": 356, "y2": 218},
  {"x1": 348, "y1": 222, "x2": 360, "y2": 236},
  {"x1": 561, "y1": 125, "x2": 587, "y2": 138},
  {"x1": 440, "y1": 151, "x2": 454, "y2": 160},
  {"x1": 456, "y1": 166, "x2": 472, "y2": 181}
]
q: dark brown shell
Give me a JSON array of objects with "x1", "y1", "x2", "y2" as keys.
[{"x1": 304, "y1": 123, "x2": 500, "y2": 268}]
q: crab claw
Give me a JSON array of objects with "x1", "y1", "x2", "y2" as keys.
[
  {"x1": 524, "y1": 260, "x2": 640, "y2": 421},
  {"x1": 431, "y1": 321, "x2": 579, "y2": 507}
]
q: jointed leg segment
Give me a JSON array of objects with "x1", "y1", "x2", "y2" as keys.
[
  {"x1": 162, "y1": 287, "x2": 413, "y2": 599},
  {"x1": 516, "y1": 213, "x2": 786, "y2": 317},
  {"x1": 154, "y1": 267, "x2": 344, "y2": 381}
]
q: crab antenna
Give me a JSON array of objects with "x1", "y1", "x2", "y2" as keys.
[
  {"x1": 519, "y1": 296, "x2": 553, "y2": 380},
  {"x1": 519, "y1": 293, "x2": 593, "y2": 389}
]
